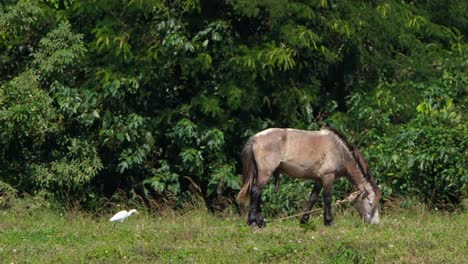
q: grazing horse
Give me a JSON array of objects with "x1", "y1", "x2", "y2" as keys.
[{"x1": 237, "y1": 127, "x2": 381, "y2": 228}]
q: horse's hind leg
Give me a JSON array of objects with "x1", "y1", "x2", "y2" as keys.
[
  {"x1": 273, "y1": 169, "x2": 280, "y2": 193},
  {"x1": 247, "y1": 142, "x2": 282, "y2": 228},
  {"x1": 247, "y1": 169, "x2": 273, "y2": 228},
  {"x1": 247, "y1": 185, "x2": 262, "y2": 227},
  {"x1": 300, "y1": 181, "x2": 322, "y2": 224}
]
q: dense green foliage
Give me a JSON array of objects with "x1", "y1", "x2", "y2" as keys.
[{"x1": 0, "y1": 0, "x2": 466, "y2": 212}]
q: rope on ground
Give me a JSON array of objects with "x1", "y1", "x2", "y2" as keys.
[{"x1": 266, "y1": 190, "x2": 363, "y2": 223}]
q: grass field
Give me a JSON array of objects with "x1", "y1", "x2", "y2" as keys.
[{"x1": 0, "y1": 199, "x2": 466, "y2": 263}]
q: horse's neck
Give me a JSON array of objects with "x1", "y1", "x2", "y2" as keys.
[
  {"x1": 330, "y1": 132, "x2": 371, "y2": 192},
  {"x1": 346, "y1": 162, "x2": 373, "y2": 193}
]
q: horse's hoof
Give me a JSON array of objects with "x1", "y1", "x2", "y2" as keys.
[
  {"x1": 250, "y1": 222, "x2": 259, "y2": 229},
  {"x1": 324, "y1": 220, "x2": 334, "y2": 226},
  {"x1": 247, "y1": 218, "x2": 256, "y2": 226},
  {"x1": 255, "y1": 214, "x2": 266, "y2": 228},
  {"x1": 300, "y1": 216, "x2": 309, "y2": 224}
]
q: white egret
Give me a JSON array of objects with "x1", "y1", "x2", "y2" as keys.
[{"x1": 109, "y1": 209, "x2": 138, "y2": 226}]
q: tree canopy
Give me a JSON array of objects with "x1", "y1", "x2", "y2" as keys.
[{"x1": 0, "y1": 0, "x2": 466, "y2": 212}]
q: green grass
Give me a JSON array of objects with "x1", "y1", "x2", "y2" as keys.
[{"x1": 0, "y1": 200, "x2": 466, "y2": 263}]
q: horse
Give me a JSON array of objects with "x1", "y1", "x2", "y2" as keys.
[{"x1": 237, "y1": 127, "x2": 381, "y2": 228}]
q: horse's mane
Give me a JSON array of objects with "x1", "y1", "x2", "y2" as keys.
[
  {"x1": 323, "y1": 126, "x2": 355, "y2": 152},
  {"x1": 322, "y1": 126, "x2": 376, "y2": 186}
]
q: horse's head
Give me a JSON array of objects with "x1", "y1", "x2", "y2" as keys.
[{"x1": 355, "y1": 185, "x2": 381, "y2": 224}]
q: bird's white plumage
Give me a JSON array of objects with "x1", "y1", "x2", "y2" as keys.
[{"x1": 109, "y1": 209, "x2": 138, "y2": 223}]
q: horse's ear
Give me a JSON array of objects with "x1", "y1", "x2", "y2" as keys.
[{"x1": 371, "y1": 185, "x2": 382, "y2": 211}]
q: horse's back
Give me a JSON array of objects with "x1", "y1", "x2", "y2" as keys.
[
  {"x1": 251, "y1": 128, "x2": 338, "y2": 179},
  {"x1": 252, "y1": 128, "x2": 333, "y2": 152},
  {"x1": 281, "y1": 129, "x2": 337, "y2": 179}
]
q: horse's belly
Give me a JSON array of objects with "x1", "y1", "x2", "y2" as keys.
[{"x1": 278, "y1": 161, "x2": 320, "y2": 180}]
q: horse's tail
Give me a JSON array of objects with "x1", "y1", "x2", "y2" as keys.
[{"x1": 237, "y1": 138, "x2": 257, "y2": 203}]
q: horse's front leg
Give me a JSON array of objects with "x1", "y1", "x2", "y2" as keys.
[
  {"x1": 300, "y1": 181, "x2": 322, "y2": 224},
  {"x1": 322, "y1": 175, "x2": 335, "y2": 226}
]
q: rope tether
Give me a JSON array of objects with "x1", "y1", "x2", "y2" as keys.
[{"x1": 266, "y1": 190, "x2": 363, "y2": 223}]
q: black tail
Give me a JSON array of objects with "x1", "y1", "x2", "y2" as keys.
[{"x1": 237, "y1": 138, "x2": 257, "y2": 203}]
